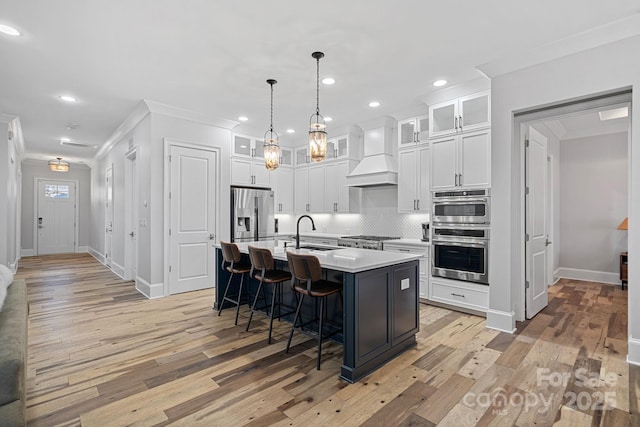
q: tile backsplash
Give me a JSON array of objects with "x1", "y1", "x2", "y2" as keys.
[{"x1": 276, "y1": 186, "x2": 429, "y2": 238}]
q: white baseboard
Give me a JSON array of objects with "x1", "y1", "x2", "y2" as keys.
[
  {"x1": 111, "y1": 261, "x2": 126, "y2": 280},
  {"x1": 135, "y1": 276, "x2": 164, "y2": 299},
  {"x1": 628, "y1": 338, "x2": 640, "y2": 366},
  {"x1": 555, "y1": 267, "x2": 619, "y2": 285},
  {"x1": 76, "y1": 246, "x2": 89, "y2": 253},
  {"x1": 486, "y1": 309, "x2": 516, "y2": 333},
  {"x1": 21, "y1": 249, "x2": 35, "y2": 257},
  {"x1": 88, "y1": 247, "x2": 105, "y2": 264}
]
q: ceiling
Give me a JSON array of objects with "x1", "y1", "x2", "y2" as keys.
[
  {"x1": 544, "y1": 107, "x2": 630, "y2": 141},
  {"x1": 1, "y1": 1, "x2": 639, "y2": 164}
]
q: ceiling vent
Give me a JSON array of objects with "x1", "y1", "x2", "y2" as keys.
[{"x1": 60, "y1": 140, "x2": 98, "y2": 149}]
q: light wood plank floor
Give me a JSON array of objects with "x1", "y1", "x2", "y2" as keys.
[{"x1": 16, "y1": 253, "x2": 639, "y2": 426}]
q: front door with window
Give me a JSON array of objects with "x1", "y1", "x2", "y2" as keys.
[{"x1": 37, "y1": 180, "x2": 76, "y2": 254}]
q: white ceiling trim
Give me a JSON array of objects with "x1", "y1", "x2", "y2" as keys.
[{"x1": 477, "y1": 13, "x2": 640, "y2": 78}]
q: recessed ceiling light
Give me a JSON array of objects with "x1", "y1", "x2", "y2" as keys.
[
  {"x1": 322, "y1": 77, "x2": 335, "y2": 85},
  {"x1": 238, "y1": 116, "x2": 248, "y2": 122},
  {"x1": 324, "y1": 117, "x2": 333, "y2": 122},
  {"x1": 0, "y1": 24, "x2": 20, "y2": 36},
  {"x1": 60, "y1": 137, "x2": 71, "y2": 143},
  {"x1": 59, "y1": 95, "x2": 77, "y2": 102},
  {"x1": 369, "y1": 101, "x2": 380, "y2": 108},
  {"x1": 598, "y1": 107, "x2": 628, "y2": 121},
  {"x1": 286, "y1": 129, "x2": 295, "y2": 134},
  {"x1": 433, "y1": 79, "x2": 448, "y2": 87}
]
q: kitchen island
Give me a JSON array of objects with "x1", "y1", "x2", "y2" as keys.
[{"x1": 214, "y1": 240, "x2": 421, "y2": 383}]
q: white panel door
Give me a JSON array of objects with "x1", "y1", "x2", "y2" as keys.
[
  {"x1": 417, "y1": 145, "x2": 430, "y2": 212},
  {"x1": 526, "y1": 126, "x2": 549, "y2": 318},
  {"x1": 336, "y1": 161, "x2": 350, "y2": 212},
  {"x1": 37, "y1": 180, "x2": 76, "y2": 254},
  {"x1": 397, "y1": 148, "x2": 417, "y2": 212},
  {"x1": 459, "y1": 129, "x2": 491, "y2": 189},
  {"x1": 324, "y1": 162, "x2": 339, "y2": 212},
  {"x1": 169, "y1": 145, "x2": 217, "y2": 294},
  {"x1": 105, "y1": 166, "x2": 114, "y2": 267},
  {"x1": 294, "y1": 167, "x2": 309, "y2": 213},
  {"x1": 430, "y1": 135, "x2": 457, "y2": 190},
  {"x1": 307, "y1": 165, "x2": 325, "y2": 213}
]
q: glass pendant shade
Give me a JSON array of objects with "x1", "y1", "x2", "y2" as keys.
[
  {"x1": 309, "y1": 115, "x2": 327, "y2": 162},
  {"x1": 263, "y1": 78, "x2": 280, "y2": 171},
  {"x1": 263, "y1": 132, "x2": 280, "y2": 171},
  {"x1": 48, "y1": 157, "x2": 70, "y2": 172},
  {"x1": 309, "y1": 51, "x2": 327, "y2": 162}
]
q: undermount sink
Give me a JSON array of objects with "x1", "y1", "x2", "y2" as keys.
[{"x1": 300, "y1": 245, "x2": 339, "y2": 252}]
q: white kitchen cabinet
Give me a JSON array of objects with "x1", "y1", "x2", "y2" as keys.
[
  {"x1": 231, "y1": 157, "x2": 271, "y2": 187},
  {"x1": 324, "y1": 160, "x2": 360, "y2": 213},
  {"x1": 273, "y1": 166, "x2": 294, "y2": 213},
  {"x1": 397, "y1": 145, "x2": 430, "y2": 213},
  {"x1": 295, "y1": 165, "x2": 325, "y2": 213},
  {"x1": 327, "y1": 132, "x2": 363, "y2": 160},
  {"x1": 232, "y1": 133, "x2": 265, "y2": 160},
  {"x1": 429, "y1": 91, "x2": 490, "y2": 138},
  {"x1": 398, "y1": 114, "x2": 429, "y2": 148},
  {"x1": 431, "y1": 129, "x2": 491, "y2": 190},
  {"x1": 428, "y1": 277, "x2": 488, "y2": 313},
  {"x1": 295, "y1": 146, "x2": 309, "y2": 166},
  {"x1": 279, "y1": 146, "x2": 294, "y2": 167},
  {"x1": 384, "y1": 241, "x2": 429, "y2": 300}
]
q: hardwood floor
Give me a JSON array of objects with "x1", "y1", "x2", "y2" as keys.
[{"x1": 16, "y1": 253, "x2": 639, "y2": 426}]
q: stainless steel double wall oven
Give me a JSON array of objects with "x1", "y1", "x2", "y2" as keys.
[{"x1": 431, "y1": 189, "x2": 490, "y2": 285}]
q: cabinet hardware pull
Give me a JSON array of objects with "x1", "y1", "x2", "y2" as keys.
[
  {"x1": 454, "y1": 174, "x2": 458, "y2": 186},
  {"x1": 459, "y1": 115, "x2": 463, "y2": 131},
  {"x1": 458, "y1": 173, "x2": 462, "y2": 186},
  {"x1": 451, "y1": 292, "x2": 466, "y2": 298},
  {"x1": 416, "y1": 199, "x2": 420, "y2": 210},
  {"x1": 399, "y1": 248, "x2": 410, "y2": 252},
  {"x1": 455, "y1": 116, "x2": 458, "y2": 130}
]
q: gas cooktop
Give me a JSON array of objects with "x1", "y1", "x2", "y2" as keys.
[
  {"x1": 340, "y1": 235, "x2": 401, "y2": 241},
  {"x1": 337, "y1": 235, "x2": 401, "y2": 250}
]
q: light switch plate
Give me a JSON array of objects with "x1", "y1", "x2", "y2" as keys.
[{"x1": 401, "y1": 278, "x2": 410, "y2": 290}]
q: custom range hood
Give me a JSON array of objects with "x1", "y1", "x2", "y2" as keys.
[{"x1": 346, "y1": 116, "x2": 397, "y2": 187}]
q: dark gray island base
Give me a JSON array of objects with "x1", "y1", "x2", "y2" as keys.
[{"x1": 215, "y1": 245, "x2": 420, "y2": 383}]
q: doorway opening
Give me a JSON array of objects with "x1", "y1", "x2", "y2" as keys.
[
  {"x1": 35, "y1": 178, "x2": 79, "y2": 255},
  {"x1": 515, "y1": 90, "x2": 631, "y2": 319}
]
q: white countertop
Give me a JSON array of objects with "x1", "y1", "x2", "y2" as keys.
[{"x1": 220, "y1": 240, "x2": 421, "y2": 274}]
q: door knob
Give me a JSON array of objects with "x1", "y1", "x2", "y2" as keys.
[
  {"x1": 545, "y1": 236, "x2": 552, "y2": 246},
  {"x1": 129, "y1": 232, "x2": 135, "y2": 237},
  {"x1": 209, "y1": 233, "x2": 215, "y2": 240}
]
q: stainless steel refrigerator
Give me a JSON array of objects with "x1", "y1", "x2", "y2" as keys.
[{"x1": 231, "y1": 187, "x2": 275, "y2": 242}]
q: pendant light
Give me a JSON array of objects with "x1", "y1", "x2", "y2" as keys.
[
  {"x1": 48, "y1": 157, "x2": 70, "y2": 172},
  {"x1": 309, "y1": 51, "x2": 327, "y2": 162},
  {"x1": 263, "y1": 79, "x2": 280, "y2": 171}
]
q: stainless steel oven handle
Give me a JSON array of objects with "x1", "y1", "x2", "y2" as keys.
[
  {"x1": 432, "y1": 238, "x2": 487, "y2": 247},
  {"x1": 433, "y1": 197, "x2": 489, "y2": 204}
]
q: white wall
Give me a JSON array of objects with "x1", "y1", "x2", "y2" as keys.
[
  {"x1": 489, "y1": 34, "x2": 640, "y2": 364},
  {"x1": 558, "y1": 132, "x2": 627, "y2": 276},
  {"x1": 0, "y1": 117, "x2": 22, "y2": 271},
  {"x1": 21, "y1": 160, "x2": 92, "y2": 254},
  {"x1": 91, "y1": 106, "x2": 232, "y2": 297},
  {"x1": 276, "y1": 186, "x2": 428, "y2": 239}
]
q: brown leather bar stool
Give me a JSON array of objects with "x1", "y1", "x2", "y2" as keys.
[
  {"x1": 286, "y1": 252, "x2": 342, "y2": 370},
  {"x1": 218, "y1": 241, "x2": 252, "y2": 325},
  {"x1": 246, "y1": 246, "x2": 295, "y2": 344}
]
